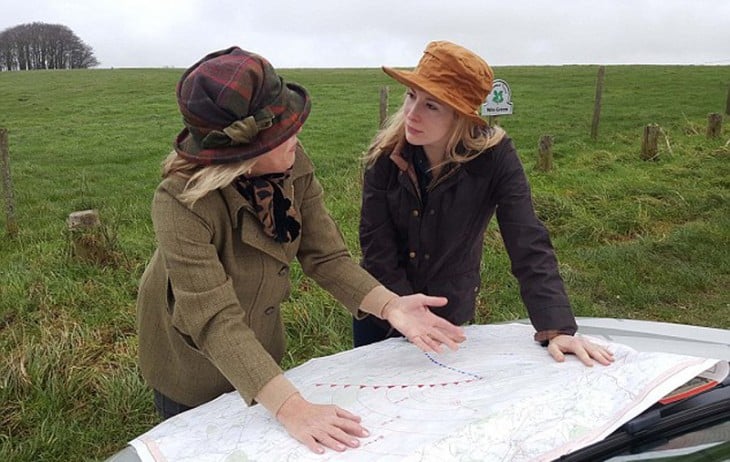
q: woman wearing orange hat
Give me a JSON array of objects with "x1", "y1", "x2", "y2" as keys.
[
  {"x1": 136, "y1": 46, "x2": 466, "y2": 455},
  {"x1": 356, "y1": 41, "x2": 614, "y2": 366}
]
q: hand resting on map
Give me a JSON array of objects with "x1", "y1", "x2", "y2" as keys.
[
  {"x1": 276, "y1": 393, "x2": 368, "y2": 455},
  {"x1": 382, "y1": 294, "x2": 467, "y2": 353},
  {"x1": 547, "y1": 334, "x2": 615, "y2": 366}
]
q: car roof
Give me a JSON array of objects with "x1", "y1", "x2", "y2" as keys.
[{"x1": 511, "y1": 317, "x2": 730, "y2": 360}]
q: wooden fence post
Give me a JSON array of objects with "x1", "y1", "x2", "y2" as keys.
[
  {"x1": 537, "y1": 135, "x2": 553, "y2": 172},
  {"x1": 641, "y1": 124, "x2": 660, "y2": 160},
  {"x1": 591, "y1": 66, "x2": 605, "y2": 140},
  {"x1": 707, "y1": 112, "x2": 722, "y2": 138},
  {"x1": 379, "y1": 86, "x2": 389, "y2": 128},
  {"x1": 1, "y1": 128, "x2": 18, "y2": 237},
  {"x1": 725, "y1": 85, "x2": 730, "y2": 116}
]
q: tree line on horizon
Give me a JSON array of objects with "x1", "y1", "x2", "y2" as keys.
[{"x1": 0, "y1": 22, "x2": 99, "y2": 71}]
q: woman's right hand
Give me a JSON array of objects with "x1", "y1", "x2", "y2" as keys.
[{"x1": 276, "y1": 393, "x2": 369, "y2": 454}]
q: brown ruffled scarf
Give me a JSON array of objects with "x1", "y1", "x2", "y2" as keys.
[{"x1": 234, "y1": 171, "x2": 301, "y2": 243}]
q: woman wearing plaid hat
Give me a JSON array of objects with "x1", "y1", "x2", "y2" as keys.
[
  {"x1": 136, "y1": 46, "x2": 465, "y2": 454},
  {"x1": 356, "y1": 41, "x2": 614, "y2": 367}
]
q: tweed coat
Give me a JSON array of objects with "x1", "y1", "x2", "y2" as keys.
[
  {"x1": 359, "y1": 135, "x2": 578, "y2": 338},
  {"x1": 137, "y1": 146, "x2": 381, "y2": 407}
]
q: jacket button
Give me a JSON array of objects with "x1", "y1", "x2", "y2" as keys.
[
  {"x1": 264, "y1": 306, "x2": 275, "y2": 315},
  {"x1": 278, "y1": 266, "x2": 288, "y2": 276},
  {"x1": 409, "y1": 251, "x2": 416, "y2": 259},
  {"x1": 424, "y1": 253, "x2": 430, "y2": 260},
  {"x1": 412, "y1": 209, "x2": 420, "y2": 217},
  {"x1": 429, "y1": 209, "x2": 435, "y2": 215}
]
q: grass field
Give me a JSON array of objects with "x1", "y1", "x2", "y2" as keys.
[{"x1": 0, "y1": 64, "x2": 728, "y2": 461}]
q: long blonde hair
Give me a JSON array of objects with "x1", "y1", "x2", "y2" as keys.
[
  {"x1": 161, "y1": 151, "x2": 259, "y2": 207},
  {"x1": 363, "y1": 99, "x2": 506, "y2": 170}
]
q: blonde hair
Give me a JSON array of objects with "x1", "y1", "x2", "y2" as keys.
[
  {"x1": 363, "y1": 99, "x2": 506, "y2": 170},
  {"x1": 161, "y1": 151, "x2": 259, "y2": 207}
]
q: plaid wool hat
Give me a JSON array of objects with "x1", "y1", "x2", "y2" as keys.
[
  {"x1": 382, "y1": 41, "x2": 493, "y2": 126},
  {"x1": 174, "y1": 46, "x2": 311, "y2": 165}
]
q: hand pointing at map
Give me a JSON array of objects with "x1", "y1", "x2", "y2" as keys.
[{"x1": 381, "y1": 295, "x2": 466, "y2": 353}]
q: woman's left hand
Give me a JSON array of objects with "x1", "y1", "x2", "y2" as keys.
[
  {"x1": 383, "y1": 294, "x2": 466, "y2": 353},
  {"x1": 547, "y1": 335, "x2": 615, "y2": 366}
]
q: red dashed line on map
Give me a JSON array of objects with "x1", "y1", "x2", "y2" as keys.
[{"x1": 314, "y1": 379, "x2": 480, "y2": 389}]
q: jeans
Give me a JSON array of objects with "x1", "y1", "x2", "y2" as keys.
[
  {"x1": 153, "y1": 389, "x2": 194, "y2": 420},
  {"x1": 352, "y1": 315, "x2": 403, "y2": 347}
]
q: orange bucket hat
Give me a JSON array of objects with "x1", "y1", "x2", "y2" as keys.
[{"x1": 382, "y1": 41, "x2": 494, "y2": 126}]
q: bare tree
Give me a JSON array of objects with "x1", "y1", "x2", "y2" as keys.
[{"x1": 0, "y1": 22, "x2": 99, "y2": 71}]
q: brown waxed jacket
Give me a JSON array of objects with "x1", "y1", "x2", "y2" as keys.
[
  {"x1": 137, "y1": 146, "x2": 382, "y2": 407},
  {"x1": 359, "y1": 136, "x2": 578, "y2": 336}
]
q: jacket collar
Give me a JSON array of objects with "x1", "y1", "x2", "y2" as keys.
[
  {"x1": 221, "y1": 144, "x2": 313, "y2": 265},
  {"x1": 462, "y1": 135, "x2": 510, "y2": 177},
  {"x1": 389, "y1": 135, "x2": 509, "y2": 180},
  {"x1": 222, "y1": 143, "x2": 313, "y2": 228},
  {"x1": 390, "y1": 136, "x2": 506, "y2": 184},
  {"x1": 390, "y1": 141, "x2": 462, "y2": 193}
]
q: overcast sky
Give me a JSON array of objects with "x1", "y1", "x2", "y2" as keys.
[{"x1": 2, "y1": 0, "x2": 729, "y2": 69}]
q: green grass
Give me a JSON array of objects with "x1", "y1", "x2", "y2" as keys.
[{"x1": 0, "y1": 65, "x2": 729, "y2": 461}]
